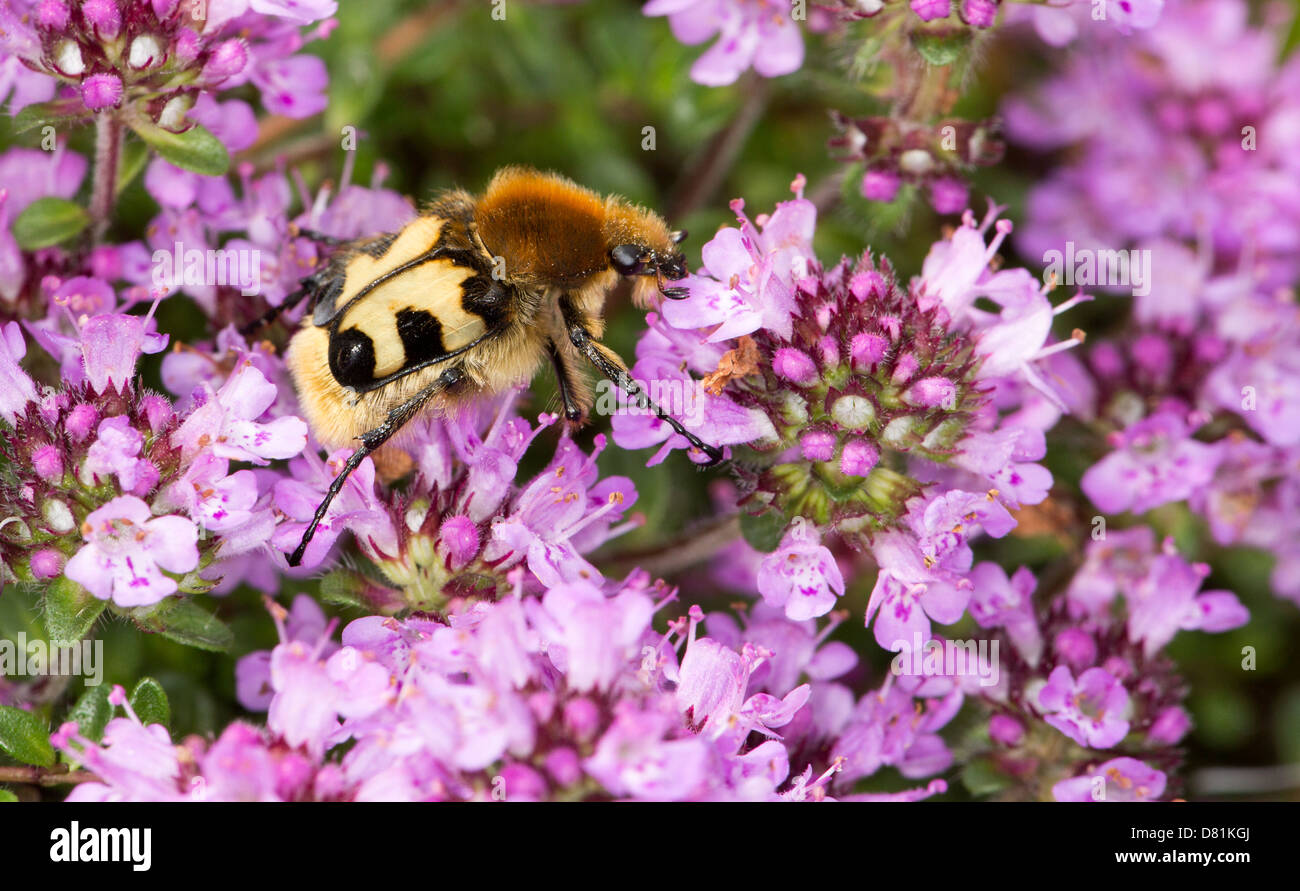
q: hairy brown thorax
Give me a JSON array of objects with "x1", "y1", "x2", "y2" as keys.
[{"x1": 474, "y1": 167, "x2": 674, "y2": 288}]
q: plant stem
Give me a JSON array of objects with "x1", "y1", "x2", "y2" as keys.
[
  {"x1": 89, "y1": 112, "x2": 123, "y2": 244},
  {"x1": 669, "y1": 75, "x2": 771, "y2": 220},
  {"x1": 604, "y1": 515, "x2": 741, "y2": 578},
  {"x1": 0, "y1": 764, "x2": 98, "y2": 787}
]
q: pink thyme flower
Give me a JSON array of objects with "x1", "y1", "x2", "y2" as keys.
[
  {"x1": 64, "y1": 495, "x2": 200, "y2": 607},
  {"x1": 1036, "y1": 665, "x2": 1131, "y2": 749},
  {"x1": 642, "y1": 0, "x2": 804, "y2": 87}
]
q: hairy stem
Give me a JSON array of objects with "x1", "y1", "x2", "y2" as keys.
[{"x1": 89, "y1": 112, "x2": 124, "y2": 244}]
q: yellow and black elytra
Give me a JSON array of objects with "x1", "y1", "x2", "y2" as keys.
[{"x1": 272, "y1": 166, "x2": 722, "y2": 566}]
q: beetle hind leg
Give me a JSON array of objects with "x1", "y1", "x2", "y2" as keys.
[{"x1": 287, "y1": 363, "x2": 468, "y2": 567}]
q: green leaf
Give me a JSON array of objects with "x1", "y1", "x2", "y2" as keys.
[
  {"x1": 132, "y1": 122, "x2": 230, "y2": 177},
  {"x1": 961, "y1": 757, "x2": 1011, "y2": 797},
  {"x1": 63, "y1": 684, "x2": 113, "y2": 744},
  {"x1": 11, "y1": 198, "x2": 90, "y2": 250},
  {"x1": 129, "y1": 678, "x2": 170, "y2": 729},
  {"x1": 43, "y1": 576, "x2": 108, "y2": 643},
  {"x1": 11, "y1": 98, "x2": 92, "y2": 134},
  {"x1": 115, "y1": 138, "x2": 150, "y2": 197},
  {"x1": 739, "y1": 510, "x2": 789, "y2": 553},
  {"x1": 0, "y1": 789, "x2": 18, "y2": 802},
  {"x1": 320, "y1": 570, "x2": 370, "y2": 609},
  {"x1": 133, "y1": 598, "x2": 233, "y2": 652},
  {"x1": 0, "y1": 706, "x2": 55, "y2": 768},
  {"x1": 910, "y1": 29, "x2": 972, "y2": 67}
]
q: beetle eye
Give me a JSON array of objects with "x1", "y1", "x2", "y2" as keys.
[{"x1": 610, "y1": 244, "x2": 645, "y2": 276}]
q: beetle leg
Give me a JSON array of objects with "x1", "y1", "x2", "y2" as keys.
[
  {"x1": 287, "y1": 363, "x2": 467, "y2": 567},
  {"x1": 547, "y1": 339, "x2": 587, "y2": 426},
  {"x1": 559, "y1": 296, "x2": 723, "y2": 466}
]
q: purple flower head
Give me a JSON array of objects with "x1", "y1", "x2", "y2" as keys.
[
  {"x1": 0, "y1": 321, "x2": 38, "y2": 424},
  {"x1": 663, "y1": 180, "x2": 815, "y2": 342},
  {"x1": 968, "y1": 562, "x2": 1041, "y2": 665},
  {"x1": 81, "y1": 415, "x2": 160, "y2": 496},
  {"x1": 1125, "y1": 542, "x2": 1248, "y2": 657},
  {"x1": 56, "y1": 689, "x2": 182, "y2": 801},
  {"x1": 64, "y1": 495, "x2": 200, "y2": 607},
  {"x1": 78, "y1": 308, "x2": 169, "y2": 396},
  {"x1": 166, "y1": 452, "x2": 259, "y2": 534},
  {"x1": 1052, "y1": 757, "x2": 1167, "y2": 802},
  {"x1": 643, "y1": 0, "x2": 804, "y2": 87},
  {"x1": 237, "y1": 594, "x2": 338, "y2": 711},
  {"x1": 269, "y1": 635, "x2": 389, "y2": 759},
  {"x1": 483, "y1": 435, "x2": 637, "y2": 590},
  {"x1": 1081, "y1": 410, "x2": 1221, "y2": 515},
  {"x1": 609, "y1": 316, "x2": 776, "y2": 466},
  {"x1": 830, "y1": 675, "x2": 960, "y2": 786},
  {"x1": 756, "y1": 520, "x2": 845, "y2": 621},
  {"x1": 535, "y1": 581, "x2": 654, "y2": 693},
  {"x1": 1036, "y1": 665, "x2": 1131, "y2": 749},
  {"x1": 173, "y1": 361, "x2": 307, "y2": 465}
]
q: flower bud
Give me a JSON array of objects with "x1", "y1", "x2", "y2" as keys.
[
  {"x1": 563, "y1": 698, "x2": 601, "y2": 741},
  {"x1": 82, "y1": 0, "x2": 122, "y2": 39},
  {"x1": 960, "y1": 0, "x2": 998, "y2": 28},
  {"x1": 42, "y1": 499, "x2": 75, "y2": 533},
  {"x1": 173, "y1": 28, "x2": 202, "y2": 64},
  {"x1": 928, "y1": 177, "x2": 969, "y2": 216},
  {"x1": 799, "y1": 430, "x2": 836, "y2": 462},
  {"x1": 36, "y1": 0, "x2": 70, "y2": 30},
  {"x1": 860, "y1": 169, "x2": 901, "y2": 203},
  {"x1": 831, "y1": 394, "x2": 875, "y2": 430},
  {"x1": 201, "y1": 39, "x2": 248, "y2": 83},
  {"x1": 32, "y1": 444, "x2": 64, "y2": 483},
  {"x1": 80, "y1": 73, "x2": 123, "y2": 111},
  {"x1": 772, "y1": 347, "x2": 817, "y2": 385},
  {"x1": 436, "y1": 515, "x2": 480, "y2": 570},
  {"x1": 840, "y1": 439, "x2": 879, "y2": 477},
  {"x1": 1053, "y1": 628, "x2": 1096, "y2": 671},
  {"x1": 849, "y1": 332, "x2": 888, "y2": 370},
  {"x1": 30, "y1": 548, "x2": 65, "y2": 580},
  {"x1": 989, "y1": 714, "x2": 1024, "y2": 746},
  {"x1": 905, "y1": 376, "x2": 958, "y2": 410},
  {"x1": 66, "y1": 404, "x2": 100, "y2": 441},
  {"x1": 544, "y1": 747, "x2": 582, "y2": 786}
]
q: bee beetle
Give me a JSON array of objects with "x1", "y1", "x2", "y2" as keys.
[{"x1": 277, "y1": 166, "x2": 723, "y2": 567}]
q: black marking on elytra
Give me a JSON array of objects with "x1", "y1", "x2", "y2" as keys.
[
  {"x1": 395, "y1": 307, "x2": 447, "y2": 368},
  {"x1": 329, "y1": 327, "x2": 377, "y2": 388},
  {"x1": 461, "y1": 274, "x2": 510, "y2": 328}
]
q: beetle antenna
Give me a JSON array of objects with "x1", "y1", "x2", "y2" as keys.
[{"x1": 238, "y1": 287, "x2": 312, "y2": 338}]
